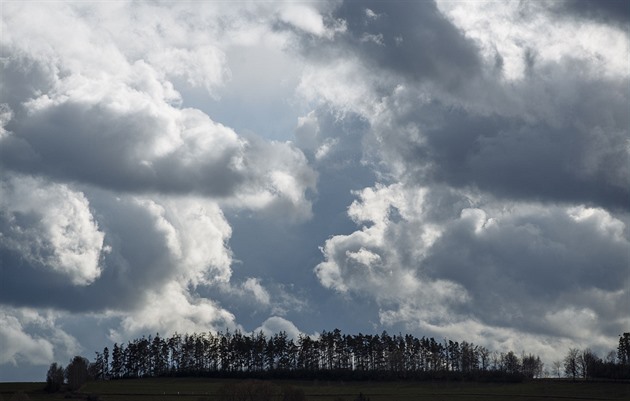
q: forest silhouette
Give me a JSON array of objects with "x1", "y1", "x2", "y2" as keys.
[{"x1": 60, "y1": 330, "x2": 629, "y2": 385}]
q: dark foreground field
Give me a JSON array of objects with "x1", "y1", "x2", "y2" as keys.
[{"x1": 1, "y1": 378, "x2": 629, "y2": 401}]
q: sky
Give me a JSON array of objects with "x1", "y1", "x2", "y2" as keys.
[{"x1": 0, "y1": 0, "x2": 628, "y2": 381}]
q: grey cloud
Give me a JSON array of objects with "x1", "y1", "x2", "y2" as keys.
[
  {"x1": 2, "y1": 103, "x2": 317, "y2": 231},
  {"x1": 298, "y1": 0, "x2": 482, "y2": 91},
  {"x1": 0, "y1": 178, "x2": 232, "y2": 313},
  {"x1": 555, "y1": 0, "x2": 630, "y2": 26},
  {"x1": 0, "y1": 52, "x2": 57, "y2": 118},
  {"x1": 424, "y1": 206, "x2": 629, "y2": 335},
  {"x1": 0, "y1": 191, "x2": 169, "y2": 312},
  {"x1": 315, "y1": 182, "x2": 629, "y2": 346},
  {"x1": 2, "y1": 99, "x2": 317, "y2": 201},
  {"x1": 296, "y1": 1, "x2": 629, "y2": 211},
  {"x1": 371, "y1": 65, "x2": 629, "y2": 210}
]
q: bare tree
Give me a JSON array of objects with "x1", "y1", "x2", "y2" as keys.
[
  {"x1": 551, "y1": 360, "x2": 562, "y2": 378},
  {"x1": 564, "y1": 348, "x2": 580, "y2": 380}
]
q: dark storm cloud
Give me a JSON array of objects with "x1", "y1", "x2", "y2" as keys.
[
  {"x1": 295, "y1": 1, "x2": 629, "y2": 211},
  {"x1": 0, "y1": 51, "x2": 56, "y2": 119},
  {"x1": 0, "y1": 40, "x2": 316, "y2": 213},
  {"x1": 315, "y1": 180, "x2": 629, "y2": 346},
  {"x1": 399, "y1": 106, "x2": 628, "y2": 210},
  {"x1": 297, "y1": 0, "x2": 628, "y2": 353},
  {"x1": 0, "y1": 99, "x2": 317, "y2": 200},
  {"x1": 372, "y1": 64, "x2": 629, "y2": 210},
  {"x1": 423, "y1": 206, "x2": 629, "y2": 334},
  {"x1": 298, "y1": 0, "x2": 482, "y2": 90},
  {"x1": 0, "y1": 188, "x2": 182, "y2": 312},
  {"x1": 556, "y1": 0, "x2": 630, "y2": 26}
]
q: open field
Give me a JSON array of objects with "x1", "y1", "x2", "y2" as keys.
[{"x1": 1, "y1": 378, "x2": 629, "y2": 401}]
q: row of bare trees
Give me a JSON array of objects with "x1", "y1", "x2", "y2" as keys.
[{"x1": 555, "y1": 333, "x2": 630, "y2": 380}]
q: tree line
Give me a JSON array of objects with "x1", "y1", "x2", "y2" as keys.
[
  {"x1": 93, "y1": 329, "x2": 542, "y2": 382},
  {"x1": 46, "y1": 330, "x2": 630, "y2": 392},
  {"x1": 557, "y1": 332, "x2": 630, "y2": 381}
]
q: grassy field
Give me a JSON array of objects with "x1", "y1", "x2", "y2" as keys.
[{"x1": 1, "y1": 378, "x2": 628, "y2": 401}]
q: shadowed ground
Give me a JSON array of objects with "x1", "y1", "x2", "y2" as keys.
[{"x1": 1, "y1": 378, "x2": 629, "y2": 401}]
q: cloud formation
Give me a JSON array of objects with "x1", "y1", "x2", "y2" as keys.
[
  {"x1": 0, "y1": 1, "x2": 318, "y2": 377},
  {"x1": 1, "y1": 0, "x2": 627, "y2": 380}
]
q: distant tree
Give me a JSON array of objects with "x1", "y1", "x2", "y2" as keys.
[
  {"x1": 478, "y1": 346, "x2": 490, "y2": 371},
  {"x1": 578, "y1": 349, "x2": 599, "y2": 379},
  {"x1": 564, "y1": 348, "x2": 580, "y2": 380},
  {"x1": 65, "y1": 356, "x2": 90, "y2": 391},
  {"x1": 551, "y1": 360, "x2": 562, "y2": 378},
  {"x1": 102, "y1": 346, "x2": 109, "y2": 379},
  {"x1": 618, "y1": 333, "x2": 630, "y2": 365},
  {"x1": 522, "y1": 354, "x2": 543, "y2": 379},
  {"x1": 502, "y1": 351, "x2": 521, "y2": 375},
  {"x1": 110, "y1": 343, "x2": 123, "y2": 379},
  {"x1": 45, "y1": 362, "x2": 65, "y2": 393}
]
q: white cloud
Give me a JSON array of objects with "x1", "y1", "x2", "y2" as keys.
[
  {"x1": 255, "y1": 316, "x2": 302, "y2": 340},
  {"x1": 436, "y1": 0, "x2": 629, "y2": 80},
  {"x1": 315, "y1": 183, "x2": 463, "y2": 323},
  {"x1": 0, "y1": 312, "x2": 53, "y2": 366},
  {"x1": 0, "y1": 307, "x2": 80, "y2": 366},
  {"x1": 280, "y1": 4, "x2": 328, "y2": 37},
  {"x1": 135, "y1": 196, "x2": 234, "y2": 286},
  {"x1": 110, "y1": 281, "x2": 238, "y2": 342},
  {"x1": 278, "y1": 3, "x2": 345, "y2": 39},
  {"x1": 0, "y1": 175, "x2": 106, "y2": 286},
  {"x1": 147, "y1": 46, "x2": 229, "y2": 94},
  {"x1": 2, "y1": 1, "x2": 316, "y2": 218},
  {"x1": 298, "y1": 59, "x2": 385, "y2": 118},
  {"x1": 316, "y1": 181, "x2": 629, "y2": 357},
  {"x1": 242, "y1": 278, "x2": 271, "y2": 306}
]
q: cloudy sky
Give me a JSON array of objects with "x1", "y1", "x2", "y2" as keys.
[{"x1": 1, "y1": 0, "x2": 628, "y2": 381}]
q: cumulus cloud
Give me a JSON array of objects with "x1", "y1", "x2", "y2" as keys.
[
  {"x1": 0, "y1": 1, "x2": 324, "y2": 380},
  {"x1": 0, "y1": 307, "x2": 80, "y2": 366},
  {"x1": 1, "y1": 56, "x2": 316, "y2": 212},
  {"x1": 316, "y1": 182, "x2": 629, "y2": 358},
  {"x1": 255, "y1": 316, "x2": 302, "y2": 340},
  {"x1": 551, "y1": 0, "x2": 630, "y2": 27},
  {"x1": 1, "y1": 186, "x2": 236, "y2": 312},
  {"x1": 109, "y1": 281, "x2": 238, "y2": 342},
  {"x1": 297, "y1": 1, "x2": 629, "y2": 210},
  {"x1": 279, "y1": 4, "x2": 330, "y2": 38},
  {"x1": 0, "y1": 175, "x2": 106, "y2": 286},
  {"x1": 242, "y1": 278, "x2": 271, "y2": 306},
  {"x1": 315, "y1": 184, "x2": 468, "y2": 326},
  {"x1": 0, "y1": 1, "x2": 316, "y2": 216},
  {"x1": 313, "y1": 3, "x2": 627, "y2": 338},
  {"x1": 312, "y1": 0, "x2": 482, "y2": 88}
]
